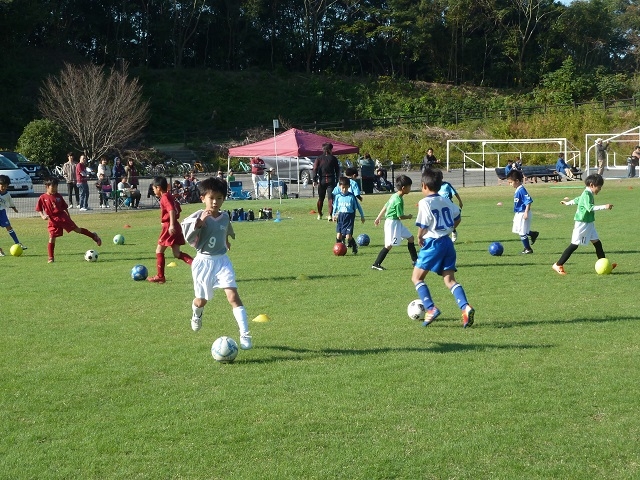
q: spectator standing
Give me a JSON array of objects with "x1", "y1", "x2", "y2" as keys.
[
  {"x1": 95, "y1": 173, "x2": 112, "y2": 208},
  {"x1": 595, "y1": 138, "x2": 608, "y2": 176},
  {"x1": 312, "y1": 142, "x2": 341, "y2": 221},
  {"x1": 97, "y1": 156, "x2": 110, "y2": 181},
  {"x1": 628, "y1": 146, "x2": 640, "y2": 178},
  {"x1": 112, "y1": 157, "x2": 126, "y2": 189},
  {"x1": 62, "y1": 152, "x2": 79, "y2": 209},
  {"x1": 359, "y1": 153, "x2": 376, "y2": 194},
  {"x1": 125, "y1": 159, "x2": 139, "y2": 190},
  {"x1": 421, "y1": 148, "x2": 439, "y2": 172},
  {"x1": 250, "y1": 156, "x2": 266, "y2": 198},
  {"x1": 76, "y1": 154, "x2": 90, "y2": 210}
]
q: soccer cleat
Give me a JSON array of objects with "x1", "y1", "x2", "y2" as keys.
[
  {"x1": 327, "y1": 215, "x2": 333, "y2": 222},
  {"x1": 462, "y1": 305, "x2": 475, "y2": 328},
  {"x1": 19, "y1": 244, "x2": 27, "y2": 250},
  {"x1": 521, "y1": 249, "x2": 533, "y2": 254},
  {"x1": 191, "y1": 313, "x2": 202, "y2": 332},
  {"x1": 147, "y1": 275, "x2": 166, "y2": 283},
  {"x1": 93, "y1": 233, "x2": 102, "y2": 247},
  {"x1": 317, "y1": 214, "x2": 322, "y2": 220},
  {"x1": 0, "y1": 249, "x2": 5, "y2": 257},
  {"x1": 422, "y1": 307, "x2": 441, "y2": 326},
  {"x1": 552, "y1": 263, "x2": 566, "y2": 275},
  {"x1": 240, "y1": 333, "x2": 253, "y2": 350},
  {"x1": 352, "y1": 243, "x2": 358, "y2": 255},
  {"x1": 530, "y1": 231, "x2": 539, "y2": 245},
  {"x1": 47, "y1": 258, "x2": 54, "y2": 263},
  {"x1": 371, "y1": 264, "x2": 386, "y2": 271}
]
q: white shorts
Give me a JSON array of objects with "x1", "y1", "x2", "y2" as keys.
[
  {"x1": 571, "y1": 221, "x2": 599, "y2": 246},
  {"x1": 512, "y1": 212, "x2": 532, "y2": 236},
  {"x1": 192, "y1": 252, "x2": 237, "y2": 301},
  {"x1": 384, "y1": 219, "x2": 412, "y2": 247}
]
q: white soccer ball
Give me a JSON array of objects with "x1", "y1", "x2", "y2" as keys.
[
  {"x1": 407, "y1": 299, "x2": 426, "y2": 320},
  {"x1": 211, "y1": 336, "x2": 239, "y2": 363},
  {"x1": 84, "y1": 249, "x2": 99, "y2": 262}
]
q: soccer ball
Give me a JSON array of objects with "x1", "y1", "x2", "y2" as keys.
[
  {"x1": 211, "y1": 336, "x2": 239, "y2": 363},
  {"x1": 333, "y1": 242, "x2": 347, "y2": 256},
  {"x1": 489, "y1": 242, "x2": 504, "y2": 256},
  {"x1": 113, "y1": 234, "x2": 125, "y2": 245},
  {"x1": 356, "y1": 233, "x2": 370, "y2": 246},
  {"x1": 407, "y1": 299, "x2": 426, "y2": 320},
  {"x1": 9, "y1": 244, "x2": 23, "y2": 256},
  {"x1": 595, "y1": 258, "x2": 613, "y2": 275},
  {"x1": 131, "y1": 264, "x2": 148, "y2": 281},
  {"x1": 84, "y1": 250, "x2": 99, "y2": 262}
]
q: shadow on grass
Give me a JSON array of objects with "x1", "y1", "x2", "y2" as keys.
[
  {"x1": 238, "y1": 342, "x2": 550, "y2": 363},
  {"x1": 489, "y1": 315, "x2": 640, "y2": 329}
]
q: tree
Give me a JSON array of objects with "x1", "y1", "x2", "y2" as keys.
[
  {"x1": 38, "y1": 62, "x2": 149, "y2": 161},
  {"x1": 16, "y1": 119, "x2": 70, "y2": 168}
]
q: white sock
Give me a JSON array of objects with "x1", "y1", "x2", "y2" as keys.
[
  {"x1": 192, "y1": 303, "x2": 204, "y2": 318},
  {"x1": 233, "y1": 306, "x2": 249, "y2": 335}
]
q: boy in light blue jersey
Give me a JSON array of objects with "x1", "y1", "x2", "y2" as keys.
[
  {"x1": 507, "y1": 169, "x2": 539, "y2": 254},
  {"x1": 332, "y1": 176, "x2": 365, "y2": 254},
  {"x1": 412, "y1": 168, "x2": 474, "y2": 328},
  {"x1": 0, "y1": 175, "x2": 27, "y2": 251},
  {"x1": 552, "y1": 174, "x2": 615, "y2": 275},
  {"x1": 438, "y1": 179, "x2": 463, "y2": 242},
  {"x1": 181, "y1": 176, "x2": 252, "y2": 350}
]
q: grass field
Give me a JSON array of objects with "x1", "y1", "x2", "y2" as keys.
[{"x1": 2, "y1": 180, "x2": 639, "y2": 479}]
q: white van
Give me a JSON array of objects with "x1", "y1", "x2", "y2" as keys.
[{"x1": 0, "y1": 154, "x2": 34, "y2": 195}]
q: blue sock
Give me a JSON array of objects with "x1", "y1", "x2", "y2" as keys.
[
  {"x1": 8, "y1": 229, "x2": 19, "y2": 244},
  {"x1": 450, "y1": 283, "x2": 469, "y2": 309},
  {"x1": 520, "y1": 235, "x2": 531, "y2": 250},
  {"x1": 415, "y1": 282, "x2": 434, "y2": 309}
]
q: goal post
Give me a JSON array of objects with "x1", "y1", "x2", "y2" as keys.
[{"x1": 446, "y1": 138, "x2": 580, "y2": 171}]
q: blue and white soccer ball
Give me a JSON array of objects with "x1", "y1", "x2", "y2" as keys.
[
  {"x1": 211, "y1": 336, "x2": 239, "y2": 363},
  {"x1": 131, "y1": 264, "x2": 148, "y2": 281},
  {"x1": 113, "y1": 234, "x2": 125, "y2": 245},
  {"x1": 356, "y1": 233, "x2": 370, "y2": 246},
  {"x1": 84, "y1": 249, "x2": 99, "y2": 262},
  {"x1": 407, "y1": 299, "x2": 426, "y2": 320},
  {"x1": 489, "y1": 242, "x2": 504, "y2": 256}
]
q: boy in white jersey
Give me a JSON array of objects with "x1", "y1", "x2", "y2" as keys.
[
  {"x1": 181, "y1": 177, "x2": 252, "y2": 350},
  {"x1": 412, "y1": 168, "x2": 474, "y2": 328}
]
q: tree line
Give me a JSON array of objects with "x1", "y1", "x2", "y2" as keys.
[{"x1": 2, "y1": 0, "x2": 639, "y2": 90}]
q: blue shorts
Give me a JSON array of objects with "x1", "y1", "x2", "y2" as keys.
[
  {"x1": 415, "y1": 236, "x2": 457, "y2": 274},
  {"x1": 0, "y1": 209, "x2": 10, "y2": 227},
  {"x1": 336, "y1": 212, "x2": 355, "y2": 236}
]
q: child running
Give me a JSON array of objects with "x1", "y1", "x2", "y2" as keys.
[
  {"x1": 371, "y1": 174, "x2": 418, "y2": 270},
  {"x1": 412, "y1": 168, "x2": 474, "y2": 328},
  {"x1": 0, "y1": 175, "x2": 27, "y2": 250},
  {"x1": 35, "y1": 177, "x2": 101, "y2": 263},
  {"x1": 148, "y1": 176, "x2": 193, "y2": 283},
  {"x1": 332, "y1": 176, "x2": 365, "y2": 254},
  {"x1": 552, "y1": 173, "x2": 615, "y2": 275},
  {"x1": 507, "y1": 169, "x2": 539, "y2": 254},
  {"x1": 181, "y1": 177, "x2": 252, "y2": 349}
]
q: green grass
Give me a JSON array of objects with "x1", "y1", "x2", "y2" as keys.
[{"x1": 2, "y1": 181, "x2": 639, "y2": 479}]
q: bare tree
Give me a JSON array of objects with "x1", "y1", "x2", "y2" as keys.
[{"x1": 38, "y1": 63, "x2": 149, "y2": 160}]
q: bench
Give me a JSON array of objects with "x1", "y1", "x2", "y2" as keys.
[
  {"x1": 521, "y1": 165, "x2": 561, "y2": 183},
  {"x1": 495, "y1": 167, "x2": 507, "y2": 185}
]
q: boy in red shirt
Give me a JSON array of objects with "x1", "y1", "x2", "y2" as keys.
[
  {"x1": 35, "y1": 178, "x2": 102, "y2": 263},
  {"x1": 148, "y1": 176, "x2": 193, "y2": 283}
]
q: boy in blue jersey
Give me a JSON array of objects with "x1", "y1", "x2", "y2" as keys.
[
  {"x1": 507, "y1": 170, "x2": 539, "y2": 254},
  {"x1": 332, "y1": 176, "x2": 365, "y2": 254},
  {"x1": 0, "y1": 175, "x2": 27, "y2": 250},
  {"x1": 412, "y1": 168, "x2": 474, "y2": 328},
  {"x1": 181, "y1": 176, "x2": 252, "y2": 350},
  {"x1": 331, "y1": 167, "x2": 362, "y2": 202},
  {"x1": 371, "y1": 174, "x2": 418, "y2": 270},
  {"x1": 438, "y1": 179, "x2": 463, "y2": 242},
  {"x1": 552, "y1": 174, "x2": 615, "y2": 275}
]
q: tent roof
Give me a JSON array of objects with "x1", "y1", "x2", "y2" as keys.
[{"x1": 228, "y1": 128, "x2": 359, "y2": 158}]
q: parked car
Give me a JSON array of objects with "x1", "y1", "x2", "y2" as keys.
[
  {"x1": 0, "y1": 154, "x2": 34, "y2": 195},
  {"x1": 0, "y1": 151, "x2": 51, "y2": 183},
  {"x1": 259, "y1": 156, "x2": 316, "y2": 184}
]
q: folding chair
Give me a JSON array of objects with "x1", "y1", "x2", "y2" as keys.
[{"x1": 228, "y1": 181, "x2": 252, "y2": 200}]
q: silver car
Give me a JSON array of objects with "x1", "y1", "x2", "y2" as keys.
[
  {"x1": 259, "y1": 156, "x2": 315, "y2": 184},
  {"x1": 0, "y1": 154, "x2": 34, "y2": 195}
]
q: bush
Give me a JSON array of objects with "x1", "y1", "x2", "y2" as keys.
[{"x1": 16, "y1": 119, "x2": 70, "y2": 167}]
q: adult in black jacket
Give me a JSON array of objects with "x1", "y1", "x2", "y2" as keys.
[{"x1": 312, "y1": 143, "x2": 341, "y2": 221}]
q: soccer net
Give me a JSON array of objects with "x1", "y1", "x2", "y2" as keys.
[{"x1": 446, "y1": 138, "x2": 581, "y2": 170}]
